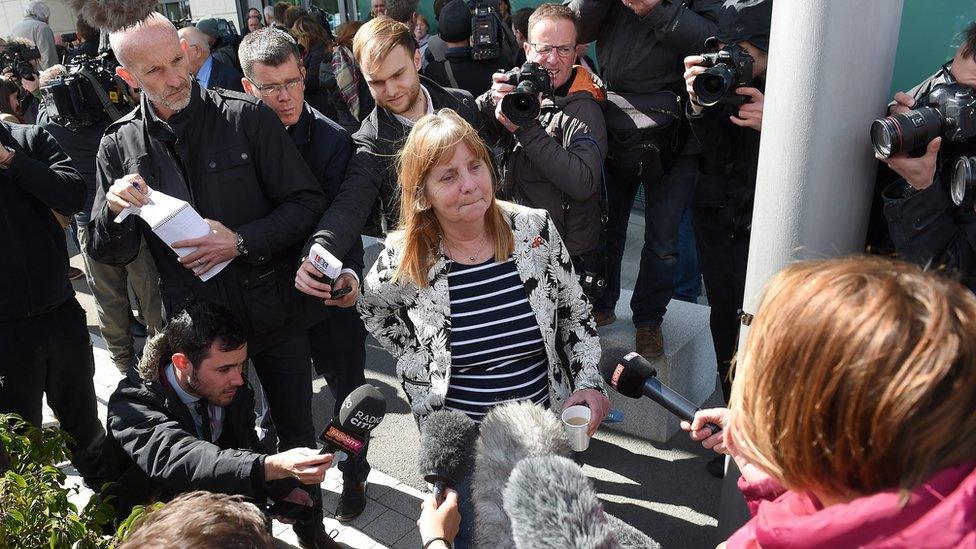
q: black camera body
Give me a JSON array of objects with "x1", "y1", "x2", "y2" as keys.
[
  {"x1": 693, "y1": 43, "x2": 754, "y2": 108},
  {"x1": 40, "y1": 53, "x2": 134, "y2": 128},
  {"x1": 498, "y1": 61, "x2": 552, "y2": 127},
  {"x1": 871, "y1": 83, "x2": 976, "y2": 159},
  {"x1": 469, "y1": 0, "x2": 500, "y2": 61},
  {"x1": 0, "y1": 42, "x2": 41, "y2": 82}
]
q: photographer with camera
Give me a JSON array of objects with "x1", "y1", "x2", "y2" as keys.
[
  {"x1": 567, "y1": 0, "x2": 720, "y2": 359},
  {"x1": 1, "y1": 38, "x2": 43, "y2": 124},
  {"x1": 476, "y1": 3, "x2": 607, "y2": 280},
  {"x1": 423, "y1": 0, "x2": 510, "y2": 97},
  {"x1": 682, "y1": 1, "x2": 770, "y2": 412},
  {"x1": 878, "y1": 22, "x2": 976, "y2": 291},
  {"x1": 36, "y1": 63, "x2": 162, "y2": 374}
]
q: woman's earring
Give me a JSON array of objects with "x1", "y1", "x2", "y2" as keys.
[{"x1": 415, "y1": 192, "x2": 430, "y2": 212}]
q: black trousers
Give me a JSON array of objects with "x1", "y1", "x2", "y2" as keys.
[
  {"x1": 248, "y1": 333, "x2": 324, "y2": 534},
  {"x1": 0, "y1": 298, "x2": 105, "y2": 486},
  {"x1": 691, "y1": 205, "x2": 750, "y2": 403},
  {"x1": 308, "y1": 305, "x2": 370, "y2": 484}
]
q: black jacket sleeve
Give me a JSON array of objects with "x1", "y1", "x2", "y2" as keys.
[
  {"x1": 86, "y1": 134, "x2": 143, "y2": 266},
  {"x1": 108, "y1": 388, "x2": 267, "y2": 498},
  {"x1": 236, "y1": 104, "x2": 328, "y2": 265},
  {"x1": 566, "y1": 0, "x2": 611, "y2": 44},
  {"x1": 883, "y1": 177, "x2": 976, "y2": 291},
  {"x1": 305, "y1": 127, "x2": 384, "y2": 263},
  {"x1": 318, "y1": 124, "x2": 366, "y2": 275},
  {"x1": 641, "y1": 0, "x2": 721, "y2": 57},
  {"x1": 5, "y1": 125, "x2": 85, "y2": 216}
]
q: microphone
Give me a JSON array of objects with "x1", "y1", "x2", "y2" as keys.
[
  {"x1": 602, "y1": 352, "x2": 722, "y2": 435},
  {"x1": 417, "y1": 410, "x2": 479, "y2": 506},
  {"x1": 504, "y1": 455, "x2": 660, "y2": 549},
  {"x1": 69, "y1": 0, "x2": 160, "y2": 32},
  {"x1": 472, "y1": 401, "x2": 571, "y2": 548},
  {"x1": 319, "y1": 384, "x2": 386, "y2": 461}
]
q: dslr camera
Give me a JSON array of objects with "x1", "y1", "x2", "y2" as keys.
[
  {"x1": 498, "y1": 61, "x2": 552, "y2": 127},
  {"x1": 0, "y1": 42, "x2": 41, "y2": 82},
  {"x1": 469, "y1": 0, "x2": 501, "y2": 60},
  {"x1": 40, "y1": 53, "x2": 134, "y2": 128},
  {"x1": 871, "y1": 80, "x2": 976, "y2": 160},
  {"x1": 692, "y1": 43, "x2": 754, "y2": 108}
]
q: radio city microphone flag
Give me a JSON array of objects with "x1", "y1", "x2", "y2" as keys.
[{"x1": 319, "y1": 384, "x2": 386, "y2": 458}]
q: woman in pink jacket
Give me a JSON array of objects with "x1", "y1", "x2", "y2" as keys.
[{"x1": 684, "y1": 256, "x2": 976, "y2": 548}]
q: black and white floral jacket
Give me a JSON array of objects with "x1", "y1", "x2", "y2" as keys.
[{"x1": 358, "y1": 202, "x2": 606, "y2": 419}]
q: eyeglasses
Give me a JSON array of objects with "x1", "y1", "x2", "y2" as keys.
[
  {"x1": 249, "y1": 77, "x2": 304, "y2": 97},
  {"x1": 528, "y1": 42, "x2": 576, "y2": 58}
]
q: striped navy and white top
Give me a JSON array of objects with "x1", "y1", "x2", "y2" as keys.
[{"x1": 444, "y1": 258, "x2": 550, "y2": 421}]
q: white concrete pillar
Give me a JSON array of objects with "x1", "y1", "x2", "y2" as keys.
[
  {"x1": 718, "y1": 0, "x2": 905, "y2": 539},
  {"x1": 740, "y1": 0, "x2": 905, "y2": 328}
]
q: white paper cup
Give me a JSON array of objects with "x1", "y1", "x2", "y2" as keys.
[{"x1": 561, "y1": 405, "x2": 592, "y2": 452}]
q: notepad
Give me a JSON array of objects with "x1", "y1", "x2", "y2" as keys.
[{"x1": 114, "y1": 189, "x2": 231, "y2": 281}]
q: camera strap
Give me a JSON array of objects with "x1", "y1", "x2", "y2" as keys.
[
  {"x1": 77, "y1": 66, "x2": 123, "y2": 122},
  {"x1": 443, "y1": 59, "x2": 460, "y2": 90}
]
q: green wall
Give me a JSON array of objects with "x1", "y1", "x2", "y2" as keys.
[
  {"x1": 353, "y1": 0, "x2": 976, "y2": 96},
  {"x1": 890, "y1": 0, "x2": 976, "y2": 95}
]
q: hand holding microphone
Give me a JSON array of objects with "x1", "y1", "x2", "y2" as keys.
[
  {"x1": 680, "y1": 408, "x2": 733, "y2": 456},
  {"x1": 418, "y1": 410, "x2": 479, "y2": 506},
  {"x1": 418, "y1": 488, "x2": 460, "y2": 548},
  {"x1": 602, "y1": 352, "x2": 722, "y2": 435}
]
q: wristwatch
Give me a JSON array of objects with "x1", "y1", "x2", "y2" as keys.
[{"x1": 235, "y1": 232, "x2": 249, "y2": 257}]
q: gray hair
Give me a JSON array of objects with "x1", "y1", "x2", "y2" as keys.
[
  {"x1": 237, "y1": 27, "x2": 301, "y2": 80},
  {"x1": 263, "y1": 5, "x2": 275, "y2": 24},
  {"x1": 25, "y1": 1, "x2": 50, "y2": 22}
]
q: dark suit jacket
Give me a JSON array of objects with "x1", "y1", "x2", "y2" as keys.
[{"x1": 208, "y1": 56, "x2": 245, "y2": 93}]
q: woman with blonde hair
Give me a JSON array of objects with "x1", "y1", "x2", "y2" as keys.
[
  {"x1": 683, "y1": 256, "x2": 976, "y2": 547},
  {"x1": 360, "y1": 108, "x2": 609, "y2": 425}
]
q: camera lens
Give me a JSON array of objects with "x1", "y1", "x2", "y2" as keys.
[
  {"x1": 693, "y1": 65, "x2": 735, "y2": 107},
  {"x1": 951, "y1": 156, "x2": 976, "y2": 207},
  {"x1": 501, "y1": 90, "x2": 541, "y2": 126},
  {"x1": 870, "y1": 107, "x2": 943, "y2": 159}
]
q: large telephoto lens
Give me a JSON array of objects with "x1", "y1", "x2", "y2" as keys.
[
  {"x1": 693, "y1": 65, "x2": 735, "y2": 107},
  {"x1": 870, "y1": 107, "x2": 943, "y2": 159},
  {"x1": 951, "y1": 156, "x2": 976, "y2": 207}
]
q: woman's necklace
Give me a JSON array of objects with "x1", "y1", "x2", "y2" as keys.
[{"x1": 443, "y1": 233, "x2": 490, "y2": 263}]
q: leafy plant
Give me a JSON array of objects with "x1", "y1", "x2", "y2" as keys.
[{"x1": 0, "y1": 413, "x2": 114, "y2": 548}]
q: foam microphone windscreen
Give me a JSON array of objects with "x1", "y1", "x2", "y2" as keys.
[
  {"x1": 472, "y1": 401, "x2": 571, "y2": 548},
  {"x1": 417, "y1": 410, "x2": 479, "y2": 486},
  {"x1": 600, "y1": 352, "x2": 655, "y2": 399},
  {"x1": 337, "y1": 384, "x2": 387, "y2": 435},
  {"x1": 69, "y1": 0, "x2": 160, "y2": 32},
  {"x1": 504, "y1": 456, "x2": 662, "y2": 549},
  {"x1": 504, "y1": 455, "x2": 615, "y2": 549}
]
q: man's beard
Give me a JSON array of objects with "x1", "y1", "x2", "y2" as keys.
[
  {"x1": 383, "y1": 81, "x2": 421, "y2": 115},
  {"x1": 142, "y1": 75, "x2": 192, "y2": 112}
]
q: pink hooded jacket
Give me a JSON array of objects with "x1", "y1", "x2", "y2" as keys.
[{"x1": 727, "y1": 461, "x2": 976, "y2": 548}]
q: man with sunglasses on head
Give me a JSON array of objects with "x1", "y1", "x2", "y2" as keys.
[{"x1": 478, "y1": 3, "x2": 607, "y2": 280}]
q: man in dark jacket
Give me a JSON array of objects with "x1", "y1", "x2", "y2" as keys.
[
  {"x1": 87, "y1": 16, "x2": 328, "y2": 543},
  {"x1": 566, "y1": 0, "x2": 720, "y2": 358},
  {"x1": 0, "y1": 120, "x2": 105, "y2": 489},
  {"x1": 423, "y1": 0, "x2": 510, "y2": 98},
  {"x1": 477, "y1": 4, "x2": 606, "y2": 269},
  {"x1": 683, "y1": 0, "x2": 770, "y2": 406},
  {"x1": 301, "y1": 17, "x2": 495, "y2": 263},
  {"x1": 239, "y1": 27, "x2": 372, "y2": 523},
  {"x1": 882, "y1": 21, "x2": 976, "y2": 292},
  {"x1": 103, "y1": 300, "x2": 335, "y2": 546},
  {"x1": 36, "y1": 66, "x2": 163, "y2": 374}
]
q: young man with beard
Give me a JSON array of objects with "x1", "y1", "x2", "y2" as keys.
[
  {"x1": 102, "y1": 301, "x2": 336, "y2": 548},
  {"x1": 86, "y1": 12, "x2": 330, "y2": 547},
  {"x1": 299, "y1": 17, "x2": 495, "y2": 278},
  {"x1": 238, "y1": 28, "x2": 372, "y2": 522}
]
